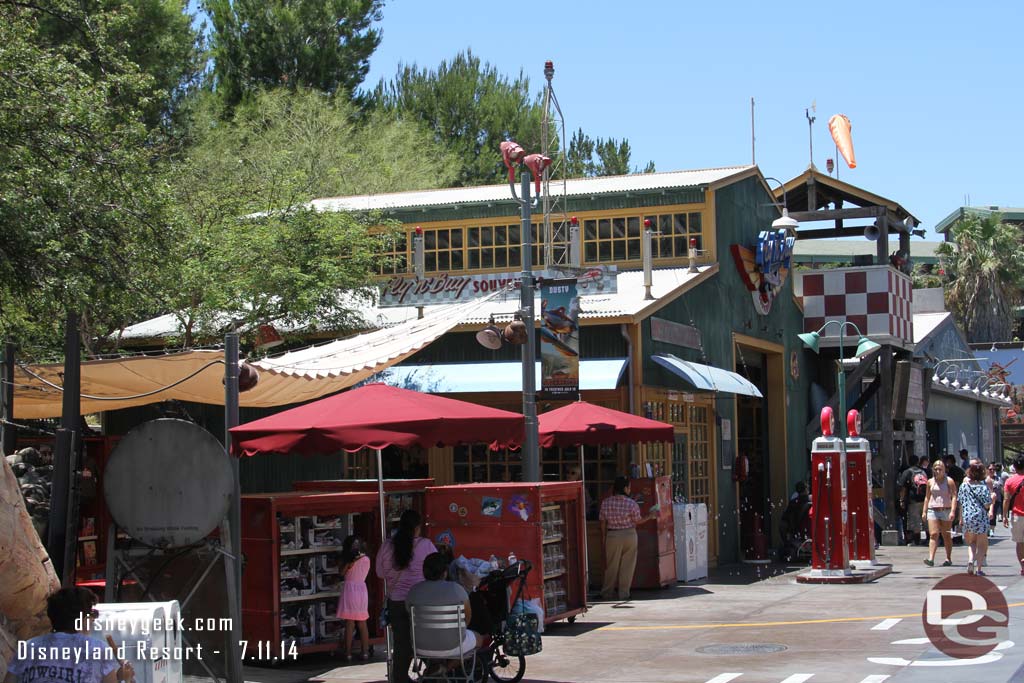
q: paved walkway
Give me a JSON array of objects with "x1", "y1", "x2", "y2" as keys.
[{"x1": 241, "y1": 527, "x2": 1024, "y2": 683}]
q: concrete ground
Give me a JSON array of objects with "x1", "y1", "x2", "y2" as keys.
[{"x1": 240, "y1": 526, "x2": 1024, "y2": 683}]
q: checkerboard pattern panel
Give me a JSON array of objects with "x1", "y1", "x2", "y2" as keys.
[{"x1": 797, "y1": 266, "x2": 913, "y2": 343}]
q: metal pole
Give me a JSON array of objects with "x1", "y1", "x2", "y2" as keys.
[
  {"x1": 223, "y1": 334, "x2": 243, "y2": 683},
  {"x1": 837, "y1": 333, "x2": 847, "y2": 440},
  {"x1": 376, "y1": 448, "x2": 393, "y2": 681},
  {"x1": 48, "y1": 312, "x2": 80, "y2": 585},
  {"x1": 2, "y1": 342, "x2": 15, "y2": 456},
  {"x1": 578, "y1": 450, "x2": 589, "y2": 592},
  {"x1": 521, "y1": 171, "x2": 540, "y2": 482}
]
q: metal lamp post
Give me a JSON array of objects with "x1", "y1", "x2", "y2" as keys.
[{"x1": 798, "y1": 320, "x2": 881, "y2": 438}]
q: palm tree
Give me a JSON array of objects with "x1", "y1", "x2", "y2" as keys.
[{"x1": 937, "y1": 212, "x2": 1024, "y2": 343}]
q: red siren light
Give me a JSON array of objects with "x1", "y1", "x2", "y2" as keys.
[
  {"x1": 570, "y1": 216, "x2": 579, "y2": 226},
  {"x1": 414, "y1": 225, "x2": 423, "y2": 235},
  {"x1": 847, "y1": 409, "x2": 861, "y2": 437},
  {"x1": 643, "y1": 219, "x2": 652, "y2": 229},
  {"x1": 820, "y1": 406, "x2": 834, "y2": 437}
]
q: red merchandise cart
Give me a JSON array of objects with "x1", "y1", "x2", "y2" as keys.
[
  {"x1": 241, "y1": 491, "x2": 385, "y2": 657},
  {"x1": 292, "y1": 479, "x2": 434, "y2": 534},
  {"x1": 626, "y1": 476, "x2": 676, "y2": 589},
  {"x1": 424, "y1": 482, "x2": 586, "y2": 625}
]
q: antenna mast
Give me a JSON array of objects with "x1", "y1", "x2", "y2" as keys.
[
  {"x1": 805, "y1": 101, "x2": 816, "y2": 168},
  {"x1": 750, "y1": 97, "x2": 756, "y2": 165},
  {"x1": 541, "y1": 61, "x2": 569, "y2": 268}
]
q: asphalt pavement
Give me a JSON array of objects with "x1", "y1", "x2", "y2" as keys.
[{"x1": 241, "y1": 525, "x2": 1024, "y2": 683}]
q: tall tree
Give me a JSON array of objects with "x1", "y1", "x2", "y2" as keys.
[
  {"x1": 159, "y1": 89, "x2": 455, "y2": 347},
  {"x1": 204, "y1": 0, "x2": 382, "y2": 108},
  {"x1": 565, "y1": 127, "x2": 655, "y2": 177},
  {"x1": 372, "y1": 50, "x2": 545, "y2": 187},
  {"x1": 936, "y1": 212, "x2": 1024, "y2": 343},
  {"x1": 0, "y1": 0, "x2": 172, "y2": 357}
]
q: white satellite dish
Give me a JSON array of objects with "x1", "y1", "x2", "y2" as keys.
[{"x1": 104, "y1": 419, "x2": 232, "y2": 548}]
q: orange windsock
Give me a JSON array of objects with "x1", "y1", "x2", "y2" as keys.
[{"x1": 828, "y1": 114, "x2": 856, "y2": 169}]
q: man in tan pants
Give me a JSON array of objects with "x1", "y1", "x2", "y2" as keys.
[{"x1": 599, "y1": 476, "x2": 656, "y2": 601}]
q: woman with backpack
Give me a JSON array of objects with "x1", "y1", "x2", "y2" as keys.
[
  {"x1": 959, "y1": 463, "x2": 994, "y2": 575},
  {"x1": 922, "y1": 459, "x2": 958, "y2": 567}
]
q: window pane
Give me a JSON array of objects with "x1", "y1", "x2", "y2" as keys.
[
  {"x1": 659, "y1": 215, "x2": 672, "y2": 233},
  {"x1": 674, "y1": 236, "x2": 687, "y2": 257},
  {"x1": 482, "y1": 250, "x2": 493, "y2": 268},
  {"x1": 495, "y1": 249, "x2": 507, "y2": 268},
  {"x1": 584, "y1": 220, "x2": 598, "y2": 240},
  {"x1": 426, "y1": 253, "x2": 437, "y2": 271},
  {"x1": 436, "y1": 229, "x2": 449, "y2": 249},
  {"x1": 613, "y1": 241, "x2": 626, "y2": 260},
  {"x1": 658, "y1": 237, "x2": 672, "y2": 258},
  {"x1": 531, "y1": 224, "x2": 541, "y2": 242},
  {"x1": 425, "y1": 231, "x2": 436, "y2": 250},
  {"x1": 627, "y1": 239, "x2": 641, "y2": 260},
  {"x1": 613, "y1": 217, "x2": 626, "y2": 238},
  {"x1": 599, "y1": 242, "x2": 611, "y2": 261},
  {"x1": 481, "y1": 226, "x2": 492, "y2": 247},
  {"x1": 509, "y1": 225, "x2": 521, "y2": 245},
  {"x1": 468, "y1": 250, "x2": 480, "y2": 269},
  {"x1": 627, "y1": 217, "x2": 641, "y2": 237},
  {"x1": 437, "y1": 252, "x2": 450, "y2": 271},
  {"x1": 451, "y1": 229, "x2": 463, "y2": 248},
  {"x1": 585, "y1": 243, "x2": 598, "y2": 262},
  {"x1": 689, "y1": 212, "x2": 702, "y2": 232},
  {"x1": 674, "y1": 214, "x2": 687, "y2": 235},
  {"x1": 509, "y1": 247, "x2": 521, "y2": 267},
  {"x1": 599, "y1": 219, "x2": 611, "y2": 239},
  {"x1": 451, "y1": 251, "x2": 464, "y2": 270},
  {"x1": 468, "y1": 227, "x2": 480, "y2": 248},
  {"x1": 492, "y1": 225, "x2": 505, "y2": 246}
]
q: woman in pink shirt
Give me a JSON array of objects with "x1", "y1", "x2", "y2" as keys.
[
  {"x1": 376, "y1": 509, "x2": 436, "y2": 683},
  {"x1": 922, "y1": 459, "x2": 958, "y2": 567}
]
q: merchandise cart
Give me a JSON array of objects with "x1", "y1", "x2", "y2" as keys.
[
  {"x1": 241, "y1": 491, "x2": 385, "y2": 657},
  {"x1": 292, "y1": 479, "x2": 433, "y2": 534},
  {"x1": 424, "y1": 481, "x2": 586, "y2": 625}
]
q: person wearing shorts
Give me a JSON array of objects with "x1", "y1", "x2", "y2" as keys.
[
  {"x1": 1003, "y1": 455, "x2": 1024, "y2": 575},
  {"x1": 922, "y1": 459, "x2": 957, "y2": 567}
]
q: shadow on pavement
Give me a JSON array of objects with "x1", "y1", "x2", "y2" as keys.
[{"x1": 542, "y1": 621, "x2": 611, "y2": 635}]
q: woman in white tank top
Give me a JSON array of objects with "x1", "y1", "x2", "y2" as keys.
[{"x1": 921, "y1": 460, "x2": 957, "y2": 566}]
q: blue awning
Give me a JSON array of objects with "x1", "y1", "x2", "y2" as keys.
[
  {"x1": 651, "y1": 353, "x2": 763, "y2": 398},
  {"x1": 376, "y1": 358, "x2": 628, "y2": 394}
]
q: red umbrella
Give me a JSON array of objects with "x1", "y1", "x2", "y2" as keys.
[
  {"x1": 538, "y1": 400, "x2": 674, "y2": 447},
  {"x1": 229, "y1": 383, "x2": 524, "y2": 456}
]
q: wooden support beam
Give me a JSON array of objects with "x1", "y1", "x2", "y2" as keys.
[
  {"x1": 788, "y1": 206, "x2": 886, "y2": 222},
  {"x1": 796, "y1": 226, "x2": 877, "y2": 240}
]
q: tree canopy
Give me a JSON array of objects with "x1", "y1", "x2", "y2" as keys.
[
  {"x1": 204, "y1": 0, "x2": 383, "y2": 108},
  {"x1": 936, "y1": 212, "x2": 1024, "y2": 343},
  {"x1": 565, "y1": 127, "x2": 655, "y2": 177}
]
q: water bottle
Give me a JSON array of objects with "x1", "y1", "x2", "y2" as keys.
[{"x1": 507, "y1": 550, "x2": 517, "y2": 566}]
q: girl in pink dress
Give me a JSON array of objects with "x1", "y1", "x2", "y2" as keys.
[{"x1": 336, "y1": 535, "x2": 371, "y2": 660}]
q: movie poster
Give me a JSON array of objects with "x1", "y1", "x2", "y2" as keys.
[{"x1": 540, "y1": 278, "x2": 580, "y2": 397}]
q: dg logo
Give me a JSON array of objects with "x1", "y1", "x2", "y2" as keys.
[{"x1": 922, "y1": 573, "x2": 1010, "y2": 659}]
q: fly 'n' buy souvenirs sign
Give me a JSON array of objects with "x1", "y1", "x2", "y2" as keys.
[{"x1": 730, "y1": 229, "x2": 795, "y2": 315}]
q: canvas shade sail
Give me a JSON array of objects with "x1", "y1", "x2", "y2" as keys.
[
  {"x1": 537, "y1": 401, "x2": 674, "y2": 448},
  {"x1": 10, "y1": 293, "x2": 500, "y2": 419},
  {"x1": 229, "y1": 383, "x2": 524, "y2": 456}
]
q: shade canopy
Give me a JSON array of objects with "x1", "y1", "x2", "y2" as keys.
[
  {"x1": 537, "y1": 401, "x2": 674, "y2": 448},
  {"x1": 230, "y1": 383, "x2": 524, "y2": 456},
  {"x1": 651, "y1": 353, "x2": 763, "y2": 398}
]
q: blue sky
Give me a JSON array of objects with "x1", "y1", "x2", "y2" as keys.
[{"x1": 361, "y1": 0, "x2": 1023, "y2": 232}]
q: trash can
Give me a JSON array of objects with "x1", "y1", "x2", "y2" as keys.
[{"x1": 674, "y1": 504, "x2": 708, "y2": 582}]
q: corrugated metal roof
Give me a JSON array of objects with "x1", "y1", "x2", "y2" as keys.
[
  {"x1": 934, "y1": 206, "x2": 1024, "y2": 233},
  {"x1": 310, "y1": 166, "x2": 753, "y2": 213},
  {"x1": 793, "y1": 240, "x2": 941, "y2": 261}
]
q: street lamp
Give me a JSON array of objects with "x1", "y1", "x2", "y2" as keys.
[
  {"x1": 486, "y1": 140, "x2": 551, "y2": 482},
  {"x1": 798, "y1": 320, "x2": 881, "y2": 438},
  {"x1": 763, "y1": 176, "x2": 800, "y2": 232}
]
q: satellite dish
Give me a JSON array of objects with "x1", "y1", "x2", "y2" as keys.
[{"x1": 104, "y1": 419, "x2": 233, "y2": 548}]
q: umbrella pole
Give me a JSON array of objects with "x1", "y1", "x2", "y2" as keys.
[
  {"x1": 579, "y1": 448, "x2": 590, "y2": 595},
  {"x1": 377, "y1": 448, "x2": 393, "y2": 682}
]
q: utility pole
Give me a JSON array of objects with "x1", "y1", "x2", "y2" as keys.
[{"x1": 48, "y1": 313, "x2": 81, "y2": 585}]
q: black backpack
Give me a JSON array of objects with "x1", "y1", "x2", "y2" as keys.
[{"x1": 909, "y1": 468, "x2": 928, "y2": 502}]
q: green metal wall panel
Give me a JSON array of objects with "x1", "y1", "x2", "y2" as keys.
[{"x1": 639, "y1": 176, "x2": 813, "y2": 562}]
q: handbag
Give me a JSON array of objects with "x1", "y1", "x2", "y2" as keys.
[{"x1": 503, "y1": 612, "x2": 542, "y2": 656}]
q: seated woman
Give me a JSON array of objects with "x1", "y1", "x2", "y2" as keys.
[{"x1": 406, "y1": 553, "x2": 483, "y2": 659}]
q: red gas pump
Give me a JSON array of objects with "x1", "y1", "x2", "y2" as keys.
[
  {"x1": 809, "y1": 407, "x2": 851, "y2": 577},
  {"x1": 844, "y1": 409, "x2": 877, "y2": 567}
]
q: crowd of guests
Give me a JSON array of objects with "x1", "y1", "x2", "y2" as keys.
[{"x1": 895, "y1": 450, "x2": 1023, "y2": 574}]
